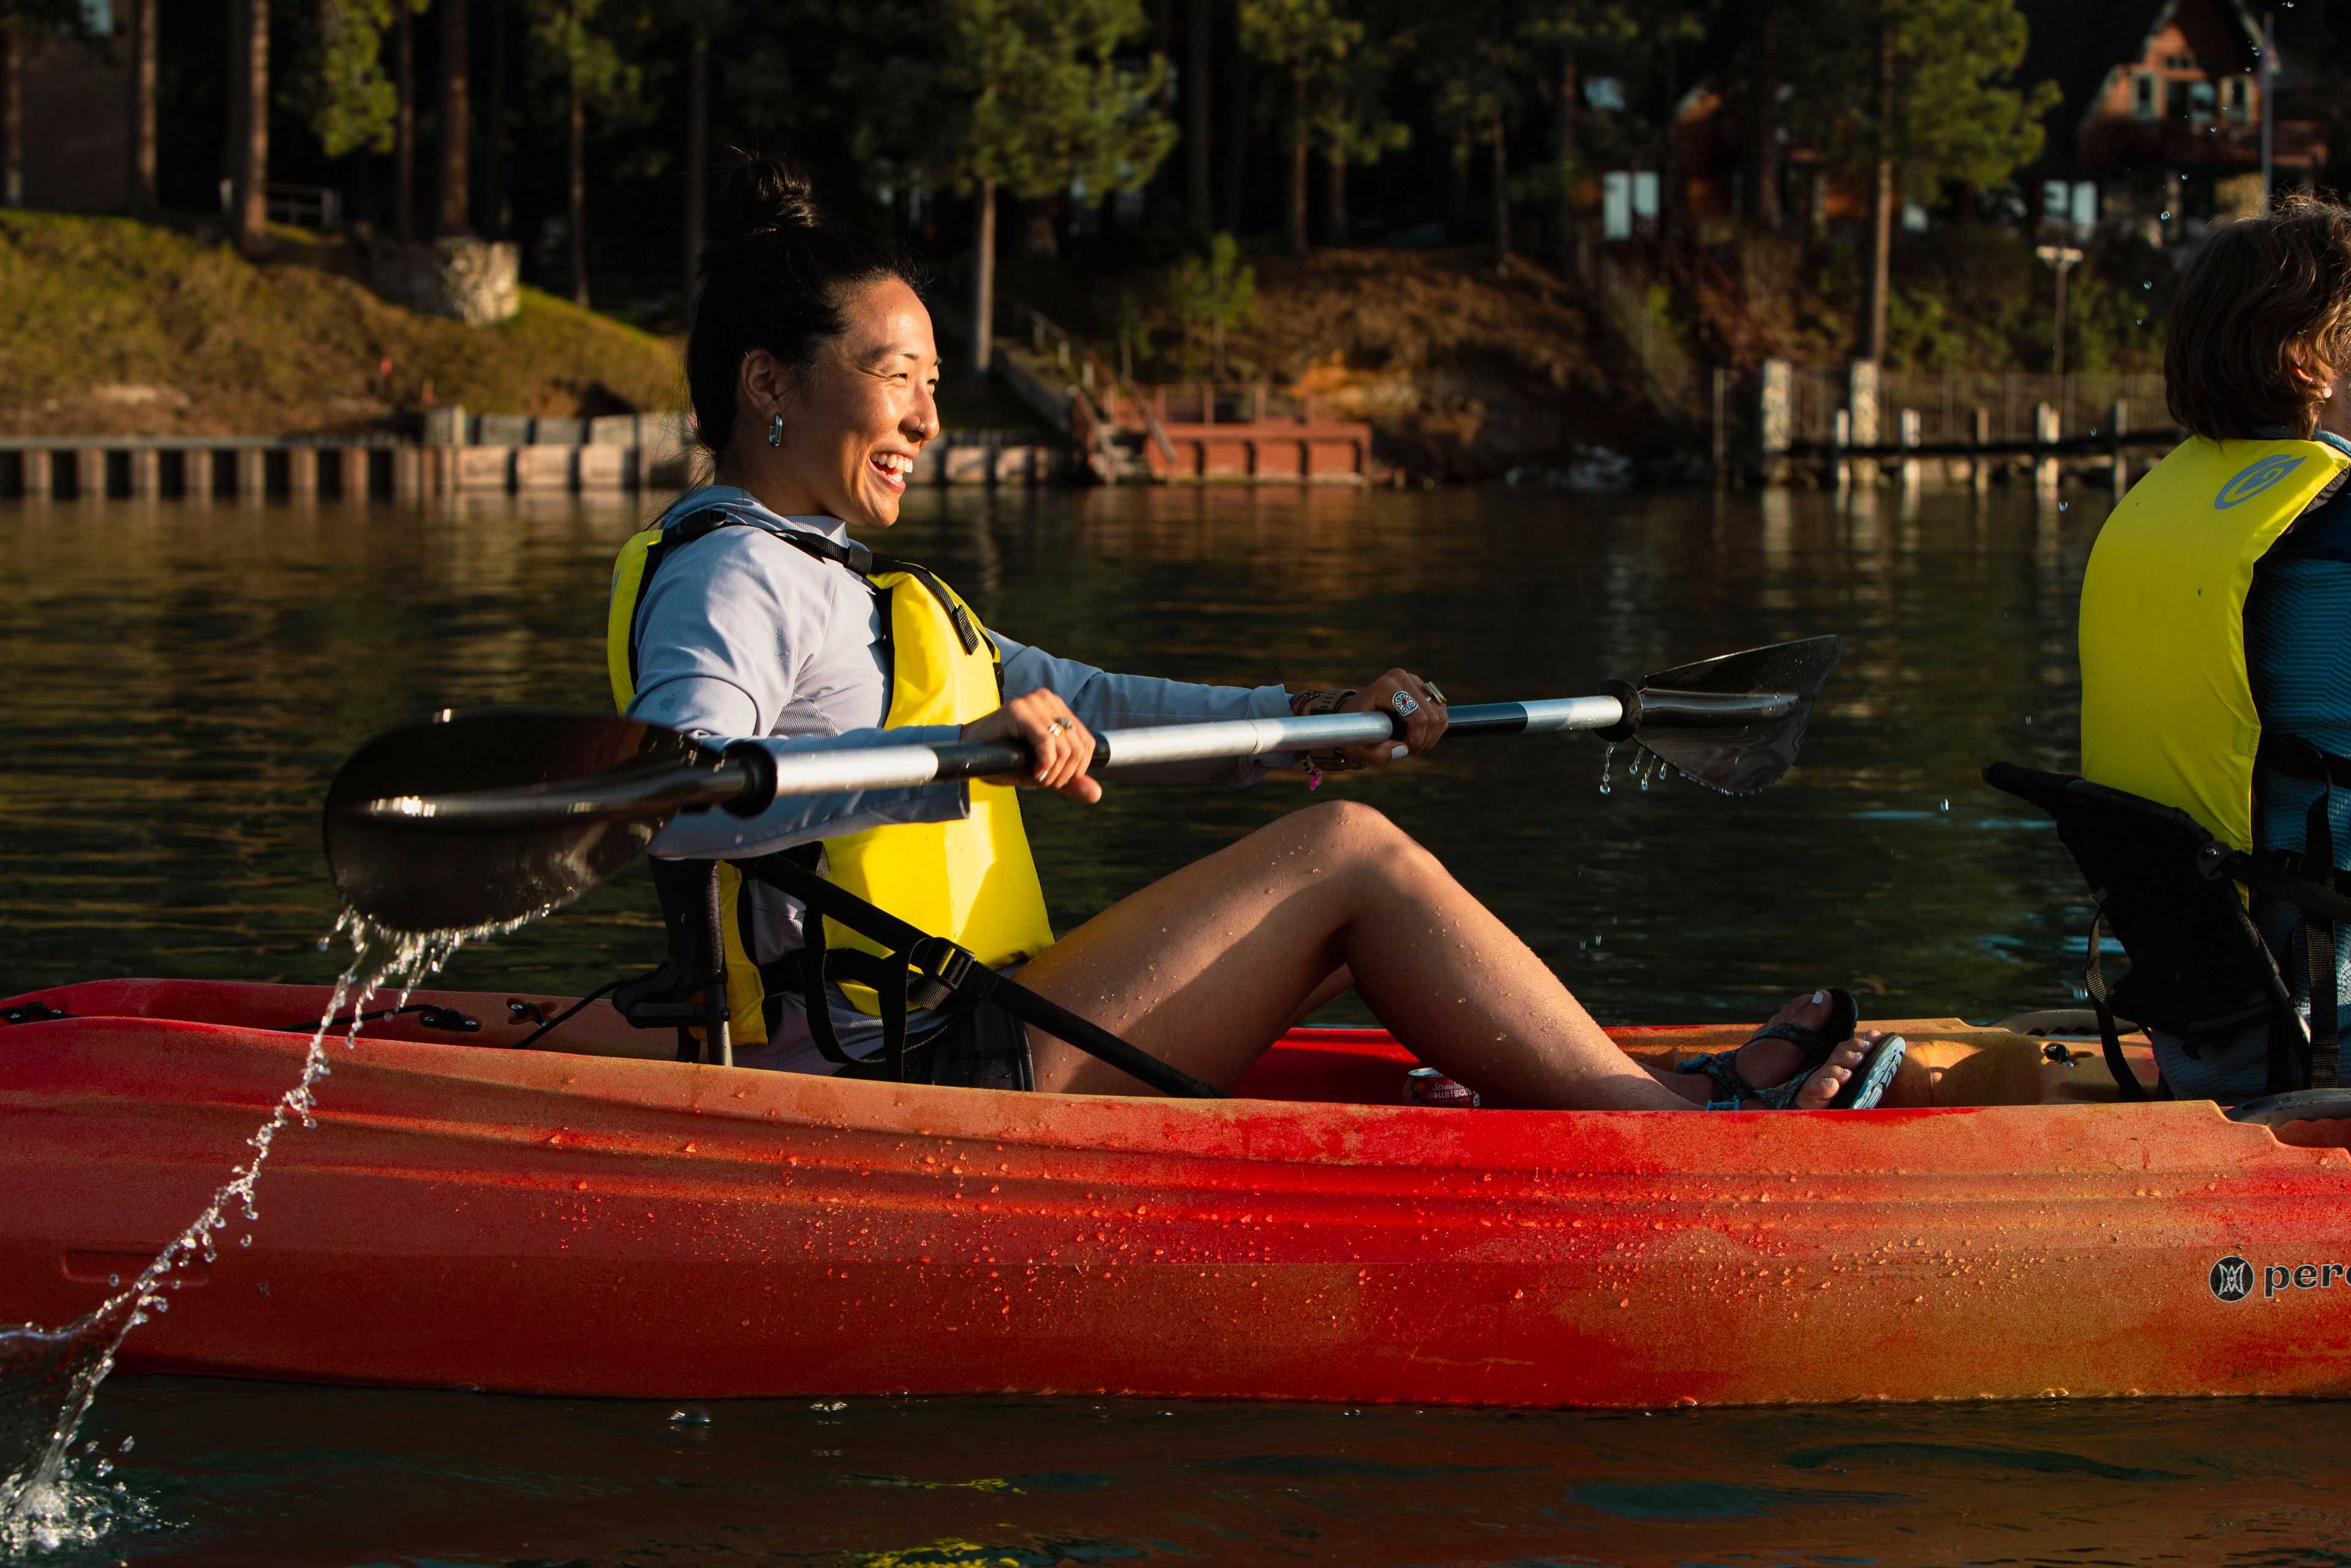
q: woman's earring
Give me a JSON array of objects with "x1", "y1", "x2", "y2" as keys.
[{"x1": 767, "y1": 412, "x2": 785, "y2": 448}]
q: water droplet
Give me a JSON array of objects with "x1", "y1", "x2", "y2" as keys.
[
  {"x1": 1940, "y1": 798, "x2": 1951, "y2": 812},
  {"x1": 1599, "y1": 742, "x2": 1616, "y2": 796}
]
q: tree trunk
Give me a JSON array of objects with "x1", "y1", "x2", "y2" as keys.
[
  {"x1": 971, "y1": 175, "x2": 996, "y2": 374},
  {"x1": 1022, "y1": 195, "x2": 1058, "y2": 256},
  {"x1": 1657, "y1": 39, "x2": 1679, "y2": 243},
  {"x1": 0, "y1": 11, "x2": 20, "y2": 209},
  {"x1": 1490, "y1": 113, "x2": 1509, "y2": 271},
  {"x1": 1747, "y1": 0, "x2": 1780, "y2": 231},
  {"x1": 1449, "y1": 132, "x2": 1468, "y2": 236},
  {"x1": 1325, "y1": 147, "x2": 1346, "y2": 244},
  {"x1": 437, "y1": 0, "x2": 470, "y2": 237},
  {"x1": 1550, "y1": 46, "x2": 1577, "y2": 269},
  {"x1": 221, "y1": 0, "x2": 239, "y2": 210},
  {"x1": 1187, "y1": 0, "x2": 1211, "y2": 227},
  {"x1": 125, "y1": 0, "x2": 156, "y2": 216},
  {"x1": 484, "y1": 0, "x2": 504, "y2": 233},
  {"x1": 566, "y1": 10, "x2": 587, "y2": 307},
  {"x1": 1864, "y1": 21, "x2": 1893, "y2": 362},
  {"x1": 394, "y1": 1, "x2": 414, "y2": 239},
  {"x1": 1286, "y1": 70, "x2": 1307, "y2": 254},
  {"x1": 234, "y1": 0, "x2": 269, "y2": 257},
  {"x1": 683, "y1": 20, "x2": 708, "y2": 312},
  {"x1": 1221, "y1": 43, "x2": 1247, "y2": 230}
]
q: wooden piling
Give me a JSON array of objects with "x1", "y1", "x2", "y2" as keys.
[
  {"x1": 21, "y1": 448, "x2": 52, "y2": 500},
  {"x1": 331, "y1": 446, "x2": 365, "y2": 500},
  {"x1": 392, "y1": 446, "x2": 424, "y2": 501},
  {"x1": 181, "y1": 448, "x2": 214, "y2": 501},
  {"x1": 234, "y1": 448, "x2": 267, "y2": 501},
  {"x1": 1897, "y1": 409, "x2": 1921, "y2": 490},
  {"x1": 287, "y1": 446, "x2": 319, "y2": 498},
  {"x1": 2034, "y1": 402, "x2": 2061, "y2": 492},
  {"x1": 1971, "y1": 407, "x2": 1991, "y2": 492},
  {"x1": 127, "y1": 448, "x2": 158, "y2": 498},
  {"x1": 2109, "y1": 399, "x2": 2129, "y2": 497},
  {"x1": 1831, "y1": 408, "x2": 1851, "y2": 492}
]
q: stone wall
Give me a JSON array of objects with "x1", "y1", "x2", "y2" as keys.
[{"x1": 367, "y1": 238, "x2": 521, "y2": 326}]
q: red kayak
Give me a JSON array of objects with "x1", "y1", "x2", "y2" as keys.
[{"x1": 4, "y1": 976, "x2": 2347, "y2": 1408}]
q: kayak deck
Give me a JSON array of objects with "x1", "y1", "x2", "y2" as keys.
[{"x1": 4, "y1": 977, "x2": 2350, "y2": 1408}]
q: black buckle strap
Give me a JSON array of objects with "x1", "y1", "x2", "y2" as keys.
[
  {"x1": 740, "y1": 852, "x2": 1221, "y2": 1098},
  {"x1": 2084, "y1": 909, "x2": 2150, "y2": 1101}
]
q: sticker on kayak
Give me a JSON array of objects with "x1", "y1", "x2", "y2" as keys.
[
  {"x1": 2214, "y1": 454, "x2": 2303, "y2": 510},
  {"x1": 2210, "y1": 1253, "x2": 2351, "y2": 1302}
]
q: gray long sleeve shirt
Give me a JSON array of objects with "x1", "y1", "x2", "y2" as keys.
[{"x1": 623, "y1": 486, "x2": 1297, "y2": 1073}]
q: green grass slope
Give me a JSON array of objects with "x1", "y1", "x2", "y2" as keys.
[{"x1": 0, "y1": 212, "x2": 687, "y2": 437}]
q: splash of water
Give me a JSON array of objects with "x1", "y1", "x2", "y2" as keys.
[
  {"x1": 0, "y1": 910, "x2": 480, "y2": 1557},
  {"x1": 1598, "y1": 742, "x2": 1616, "y2": 796}
]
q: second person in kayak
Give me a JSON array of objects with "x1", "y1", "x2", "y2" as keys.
[{"x1": 620, "y1": 149, "x2": 1900, "y2": 1111}]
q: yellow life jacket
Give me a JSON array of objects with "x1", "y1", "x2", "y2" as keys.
[
  {"x1": 607, "y1": 506, "x2": 1054, "y2": 1046},
  {"x1": 2079, "y1": 435, "x2": 2351, "y2": 854}
]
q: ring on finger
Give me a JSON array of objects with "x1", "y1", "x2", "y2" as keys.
[
  {"x1": 1390, "y1": 691, "x2": 1420, "y2": 718},
  {"x1": 1045, "y1": 717, "x2": 1071, "y2": 736},
  {"x1": 1425, "y1": 681, "x2": 1449, "y2": 705}
]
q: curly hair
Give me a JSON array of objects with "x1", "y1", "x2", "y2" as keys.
[{"x1": 2167, "y1": 193, "x2": 2351, "y2": 441}]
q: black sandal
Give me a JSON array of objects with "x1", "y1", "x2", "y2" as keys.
[{"x1": 1678, "y1": 988, "x2": 1862, "y2": 1109}]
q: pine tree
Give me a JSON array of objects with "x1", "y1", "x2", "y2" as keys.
[
  {"x1": 1309, "y1": 41, "x2": 1408, "y2": 246},
  {"x1": 930, "y1": 0, "x2": 1176, "y2": 372},
  {"x1": 1420, "y1": 0, "x2": 1527, "y2": 268},
  {"x1": 0, "y1": 0, "x2": 86, "y2": 209},
  {"x1": 1517, "y1": 1, "x2": 1638, "y2": 272},
  {"x1": 1236, "y1": 0, "x2": 1357, "y2": 255},
  {"x1": 1786, "y1": 0, "x2": 2057, "y2": 362},
  {"x1": 528, "y1": 0, "x2": 647, "y2": 306}
]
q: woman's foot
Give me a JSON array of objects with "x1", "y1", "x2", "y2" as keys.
[{"x1": 1666, "y1": 989, "x2": 1886, "y2": 1109}]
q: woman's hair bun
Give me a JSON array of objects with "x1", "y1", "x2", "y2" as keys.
[{"x1": 707, "y1": 145, "x2": 824, "y2": 252}]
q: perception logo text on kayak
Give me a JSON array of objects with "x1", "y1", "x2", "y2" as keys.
[{"x1": 2210, "y1": 1253, "x2": 2351, "y2": 1302}]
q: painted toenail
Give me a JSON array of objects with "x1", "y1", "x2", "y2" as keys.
[{"x1": 1812, "y1": 989, "x2": 1826, "y2": 1003}]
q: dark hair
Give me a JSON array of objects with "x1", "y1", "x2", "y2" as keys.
[
  {"x1": 2167, "y1": 193, "x2": 2351, "y2": 441},
  {"x1": 686, "y1": 148, "x2": 915, "y2": 454}
]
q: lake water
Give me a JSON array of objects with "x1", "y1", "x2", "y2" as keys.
[{"x1": 10, "y1": 482, "x2": 2351, "y2": 1564}]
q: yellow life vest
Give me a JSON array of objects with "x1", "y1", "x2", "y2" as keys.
[
  {"x1": 607, "y1": 507, "x2": 1054, "y2": 1045},
  {"x1": 2079, "y1": 435, "x2": 2351, "y2": 854}
]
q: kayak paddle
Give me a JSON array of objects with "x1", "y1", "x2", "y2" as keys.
[{"x1": 326, "y1": 635, "x2": 1840, "y2": 932}]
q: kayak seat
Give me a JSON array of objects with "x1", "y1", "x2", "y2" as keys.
[{"x1": 1984, "y1": 759, "x2": 2351, "y2": 1103}]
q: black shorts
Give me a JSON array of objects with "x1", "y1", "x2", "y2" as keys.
[{"x1": 835, "y1": 1001, "x2": 1034, "y2": 1091}]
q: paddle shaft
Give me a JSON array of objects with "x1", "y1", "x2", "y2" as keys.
[{"x1": 351, "y1": 689, "x2": 1794, "y2": 829}]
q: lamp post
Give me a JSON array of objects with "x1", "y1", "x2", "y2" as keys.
[{"x1": 2036, "y1": 243, "x2": 2084, "y2": 413}]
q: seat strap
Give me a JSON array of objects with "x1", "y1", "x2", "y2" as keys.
[
  {"x1": 2084, "y1": 909, "x2": 2150, "y2": 1102},
  {"x1": 739, "y1": 852, "x2": 1222, "y2": 1098}
]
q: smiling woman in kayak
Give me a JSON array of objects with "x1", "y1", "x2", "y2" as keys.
[{"x1": 614, "y1": 150, "x2": 1898, "y2": 1110}]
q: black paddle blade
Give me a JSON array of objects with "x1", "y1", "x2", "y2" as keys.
[
  {"x1": 324, "y1": 710, "x2": 718, "y2": 934},
  {"x1": 1632, "y1": 634, "x2": 1843, "y2": 795}
]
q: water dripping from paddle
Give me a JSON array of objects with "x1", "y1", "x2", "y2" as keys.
[
  {"x1": 1598, "y1": 742, "x2": 1616, "y2": 796},
  {"x1": 0, "y1": 907, "x2": 530, "y2": 1558}
]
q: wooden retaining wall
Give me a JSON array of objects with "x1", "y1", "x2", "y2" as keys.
[{"x1": 0, "y1": 433, "x2": 1087, "y2": 500}]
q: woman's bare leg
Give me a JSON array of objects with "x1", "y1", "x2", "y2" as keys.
[{"x1": 1016, "y1": 800, "x2": 1863, "y2": 1108}]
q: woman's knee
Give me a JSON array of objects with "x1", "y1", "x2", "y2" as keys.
[{"x1": 1286, "y1": 799, "x2": 1429, "y2": 869}]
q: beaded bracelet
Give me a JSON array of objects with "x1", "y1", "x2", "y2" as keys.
[{"x1": 1286, "y1": 689, "x2": 1366, "y2": 787}]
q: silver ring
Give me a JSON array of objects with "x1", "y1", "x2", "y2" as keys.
[
  {"x1": 1045, "y1": 718, "x2": 1071, "y2": 736},
  {"x1": 1390, "y1": 691, "x2": 1420, "y2": 718}
]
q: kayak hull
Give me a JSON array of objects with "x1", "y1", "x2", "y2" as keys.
[{"x1": 5, "y1": 978, "x2": 2350, "y2": 1407}]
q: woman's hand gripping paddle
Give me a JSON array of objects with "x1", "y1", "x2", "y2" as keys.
[{"x1": 324, "y1": 636, "x2": 1841, "y2": 934}]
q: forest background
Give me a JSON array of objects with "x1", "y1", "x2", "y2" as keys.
[{"x1": 1, "y1": 0, "x2": 2341, "y2": 473}]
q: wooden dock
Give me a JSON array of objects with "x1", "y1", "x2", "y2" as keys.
[{"x1": 0, "y1": 424, "x2": 1087, "y2": 500}]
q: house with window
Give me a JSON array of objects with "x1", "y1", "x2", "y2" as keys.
[{"x1": 2017, "y1": 0, "x2": 2324, "y2": 247}]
